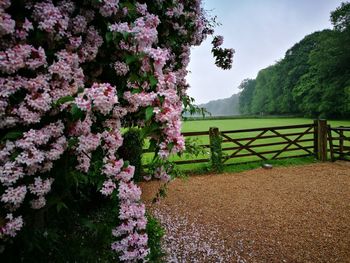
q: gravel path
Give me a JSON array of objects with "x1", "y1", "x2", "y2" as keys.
[{"x1": 140, "y1": 162, "x2": 350, "y2": 262}]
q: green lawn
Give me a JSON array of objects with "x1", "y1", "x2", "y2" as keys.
[
  {"x1": 143, "y1": 118, "x2": 350, "y2": 172},
  {"x1": 182, "y1": 118, "x2": 350, "y2": 132}
]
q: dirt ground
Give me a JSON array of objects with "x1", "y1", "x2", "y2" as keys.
[{"x1": 140, "y1": 162, "x2": 350, "y2": 263}]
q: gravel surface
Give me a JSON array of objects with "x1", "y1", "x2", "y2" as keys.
[{"x1": 140, "y1": 162, "x2": 350, "y2": 262}]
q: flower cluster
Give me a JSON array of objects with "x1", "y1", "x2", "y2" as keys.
[
  {"x1": 110, "y1": 167, "x2": 149, "y2": 261},
  {"x1": 0, "y1": 0, "x2": 232, "y2": 261},
  {"x1": 0, "y1": 121, "x2": 65, "y2": 238}
]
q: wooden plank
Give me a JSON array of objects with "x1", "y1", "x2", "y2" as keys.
[
  {"x1": 329, "y1": 136, "x2": 350, "y2": 140},
  {"x1": 223, "y1": 146, "x2": 314, "y2": 159},
  {"x1": 221, "y1": 124, "x2": 314, "y2": 134},
  {"x1": 221, "y1": 131, "x2": 314, "y2": 143},
  {"x1": 317, "y1": 120, "x2": 328, "y2": 162},
  {"x1": 327, "y1": 125, "x2": 335, "y2": 162},
  {"x1": 181, "y1": 131, "x2": 209, "y2": 136},
  {"x1": 331, "y1": 127, "x2": 350, "y2": 131},
  {"x1": 313, "y1": 120, "x2": 318, "y2": 158},
  {"x1": 222, "y1": 138, "x2": 314, "y2": 151}
]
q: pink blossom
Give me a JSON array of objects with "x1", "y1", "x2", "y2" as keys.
[
  {"x1": 79, "y1": 26, "x2": 103, "y2": 62},
  {"x1": 33, "y1": 1, "x2": 68, "y2": 37},
  {"x1": 100, "y1": 179, "x2": 116, "y2": 196},
  {"x1": 71, "y1": 15, "x2": 87, "y2": 34},
  {"x1": 0, "y1": 11, "x2": 15, "y2": 36},
  {"x1": 0, "y1": 45, "x2": 47, "y2": 74},
  {"x1": 0, "y1": 214, "x2": 23, "y2": 238},
  {"x1": 119, "y1": 203, "x2": 145, "y2": 220},
  {"x1": 114, "y1": 61, "x2": 129, "y2": 76},
  {"x1": 88, "y1": 83, "x2": 118, "y2": 115},
  {"x1": 0, "y1": 161, "x2": 24, "y2": 186},
  {"x1": 116, "y1": 165, "x2": 135, "y2": 182},
  {"x1": 99, "y1": 0, "x2": 119, "y2": 17},
  {"x1": 77, "y1": 133, "x2": 101, "y2": 153},
  {"x1": 1, "y1": 185, "x2": 27, "y2": 206},
  {"x1": 136, "y1": 3, "x2": 147, "y2": 15},
  {"x1": 103, "y1": 157, "x2": 124, "y2": 177},
  {"x1": 118, "y1": 181, "x2": 141, "y2": 202},
  {"x1": 28, "y1": 177, "x2": 54, "y2": 196},
  {"x1": 147, "y1": 47, "x2": 169, "y2": 75}
]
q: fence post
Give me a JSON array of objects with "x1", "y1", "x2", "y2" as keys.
[
  {"x1": 327, "y1": 125, "x2": 335, "y2": 162},
  {"x1": 313, "y1": 120, "x2": 318, "y2": 158},
  {"x1": 209, "y1": 127, "x2": 223, "y2": 172},
  {"x1": 339, "y1": 126, "x2": 344, "y2": 160},
  {"x1": 317, "y1": 119, "x2": 328, "y2": 162}
]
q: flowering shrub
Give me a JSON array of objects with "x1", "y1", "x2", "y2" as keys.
[{"x1": 0, "y1": 0, "x2": 233, "y2": 261}]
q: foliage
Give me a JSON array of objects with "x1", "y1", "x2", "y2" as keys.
[
  {"x1": 118, "y1": 128, "x2": 144, "y2": 182},
  {"x1": 146, "y1": 215, "x2": 166, "y2": 262},
  {"x1": 239, "y1": 2, "x2": 350, "y2": 119},
  {"x1": 209, "y1": 128, "x2": 223, "y2": 172}
]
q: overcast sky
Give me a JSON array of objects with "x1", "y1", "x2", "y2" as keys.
[{"x1": 186, "y1": 0, "x2": 344, "y2": 104}]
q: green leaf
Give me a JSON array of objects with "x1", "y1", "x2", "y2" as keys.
[
  {"x1": 68, "y1": 137, "x2": 78, "y2": 149},
  {"x1": 2, "y1": 131, "x2": 23, "y2": 141},
  {"x1": 56, "y1": 201, "x2": 68, "y2": 213},
  {"x1": 167, "y1": 142, "x2": 174, "y2": 151},
  {"x1": 55, "y1": 95, "x2": 74, "y2": 106},
  {"x1": 105, "y1": 32, "x2": 113, "y2": 43},
  {"x1": 123, "y1": 160, "x2": 130, "y2": 168},
  {"x1": 149, "y1": 75, "x2": 158, "y2": 88},
  {"x1": 131, "y1": 88, "x2": 141, "y2": 94},
  {"x1": 145, "y1": 106, "x2": 154, "y2": 121},
  {"x1": 148, "y1": 139, "x2": 157, "y2": 151},
  {"x1": 70, "y1": 104, "x2": 84, "y2": 121},
  {"x1": 122, "y1": 32, "x2": 130, "y2": 40},
  {"x1": 125, "y1": 55, "x2": 138, "y2": 65}
]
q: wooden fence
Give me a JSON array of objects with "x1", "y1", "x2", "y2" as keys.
[
  {"x1": 143, "y1": 120, "x2": 349, "y2": 169},
  {"x1": 328, "y1": 126, "x2": 350, "y2": 161}
]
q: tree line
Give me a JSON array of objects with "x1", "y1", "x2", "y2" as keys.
[{"x1": 239, "y1": 2, "x2": 350, "y2": 119}]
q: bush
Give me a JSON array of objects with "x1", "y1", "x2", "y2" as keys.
[
  {"x1": 118, "y1": 129, "x2": 144, "y2": 182},
  {"x1": 146, "y1": 215, "x2": 165, "y2": 262}
]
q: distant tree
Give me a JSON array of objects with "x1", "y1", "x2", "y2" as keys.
[
  {"x1": 238, "y1": 2, "x2": 350, "y2": 119},
  {"x1": 238, "y1": 79, "x2": 256, "y2": 114}
]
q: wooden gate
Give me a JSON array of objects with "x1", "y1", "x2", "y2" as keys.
[
  {"x1": 328, "y1": 126, "x2": 350, "y2": 161},
  {"x1": 220, "y1": 124, "x2": 316, "y2": 164}
]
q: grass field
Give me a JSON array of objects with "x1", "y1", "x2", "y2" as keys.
[{"x1": 143, "y1": 118, "x2": 350, "y2": 173}]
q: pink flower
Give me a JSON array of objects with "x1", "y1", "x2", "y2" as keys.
[
  {"x1": 0, "y1": 12, "x2": 15, "y2": 36},
  {"x1": 114, "y1": 61, "x2": 129, "y2": 76},
  {"x1": 28, "y1": 177, "x2": 54, "y2": 197},
  {"x1": 1, "y1": 185, "x2": 27, "y2": 206},
  {"x1": 103, "y1": 157, "x2": 124, "y2": 177},
  {"x1": 118, "y1": 181, "x2": 141, "y2": 202},
  {"x1": 0, "y1": 214, "x2": 23, "y2": 238},
  {"x1": 100, "y1": 179, "x2": 116, "y2": 196},
  {"x1": 99, "y1": 0, "x2": 119, "y2": 17},
  {"x1": 116, "y1": 165, "x2": 135, "y2": 182}
]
